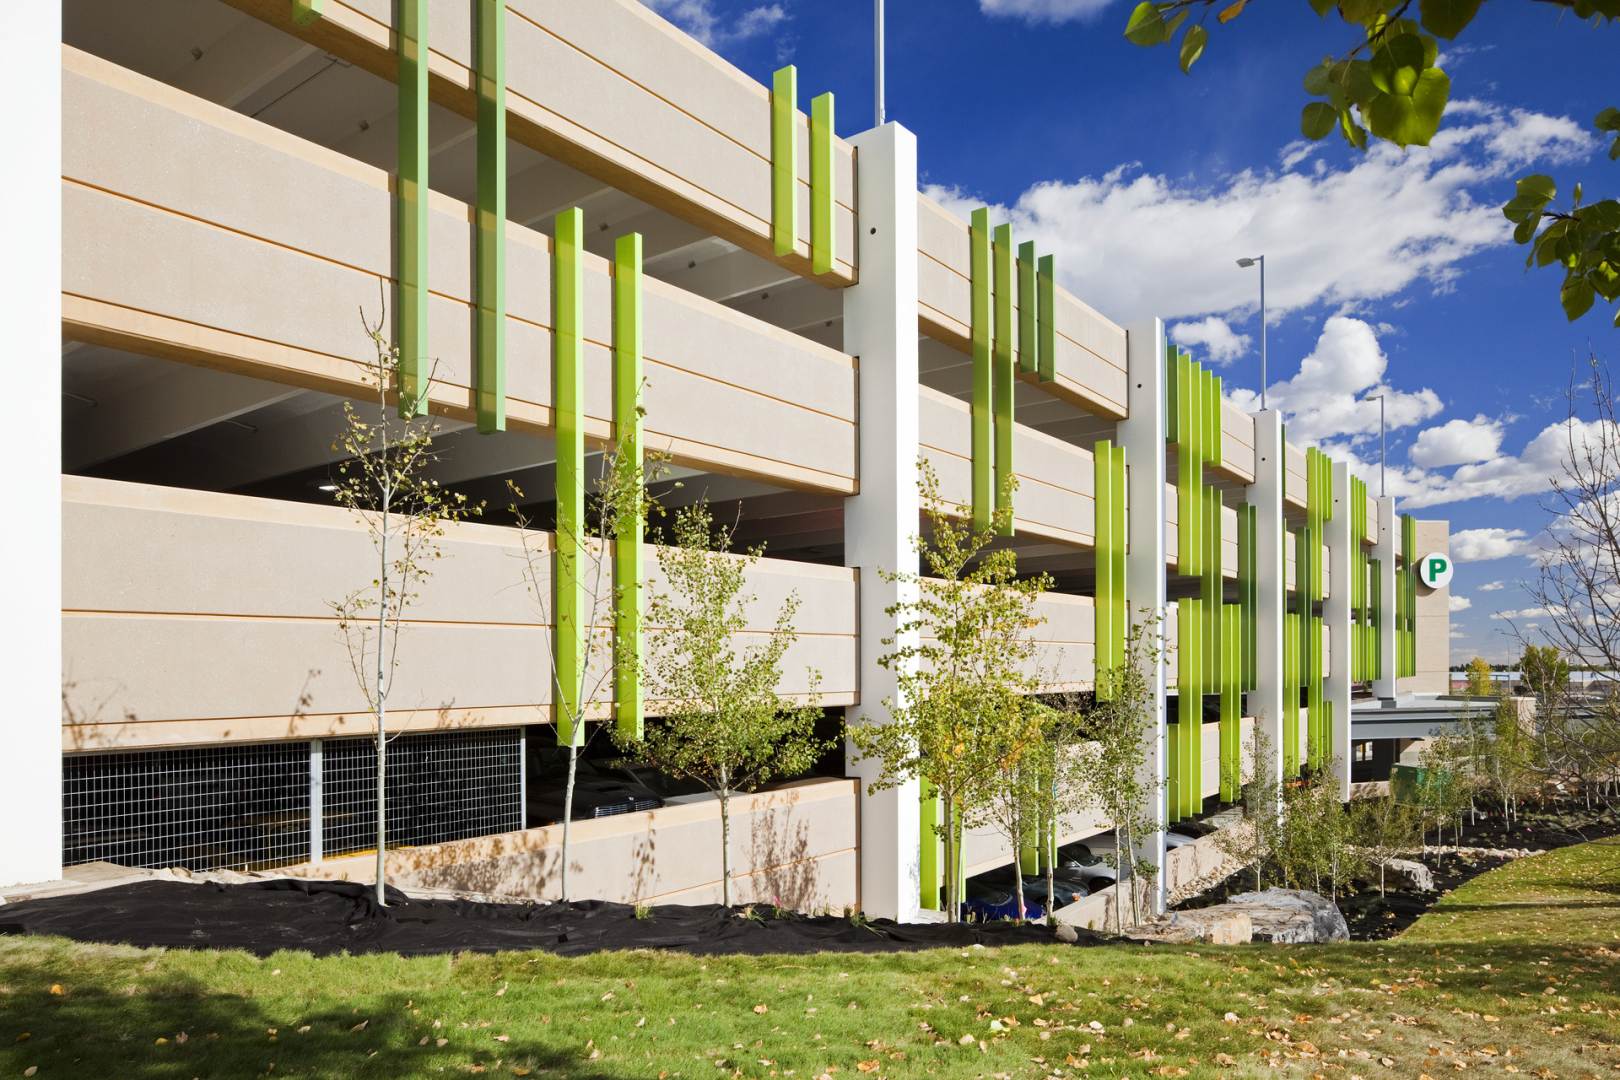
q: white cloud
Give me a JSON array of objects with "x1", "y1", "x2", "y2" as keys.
[
  {"x1": 1478, "y1": 580, "x2": 1506, "y2": 591},
  {"x1": 1397, "y1": 417, "x2": 1619, "y2": 510},
  {"x1": 1450, "y1": 594, "x2": 1473, "y2": 613},
  {"x1": 979, "y1": 0, "x2": 1115, "y2": 23},
  {"x1": 1170, "y1": 316, "x2": 1251, "y2": 365},
  {"x1": 1227, "y1": 316, "x2": 1442, "y2": 446},
  {"x1": 641, "y1": 0, "x2": 786, "y2": 48},
  {"x1": 922, "y1": 105, "x2": 1594, "y2": 327},
  {"x1": 1492, "y1": 605, "x2": 1554, "y2": 621},
  {"x1": 1409, "y1": 414, "x2": 1504, "y2": 468},
  {"x1": 1452, "y1": 527, "x2": 1538, "y2": 562}
]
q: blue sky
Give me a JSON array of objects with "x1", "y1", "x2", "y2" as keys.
[{"x1": 646, "y1": 0, "x2": 1617, "y2": 662}]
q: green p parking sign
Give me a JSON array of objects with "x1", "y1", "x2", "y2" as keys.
[{"x1": 1417, "y1": 552, "x2": 1453, "y2": 590}]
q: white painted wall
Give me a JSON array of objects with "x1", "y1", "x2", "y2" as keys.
[
  {"x1": 1325, "y1": 462, "x2": 1353, "y2": 798},
  {"x1": 1, "y1": 2, "x2": 64, "y2": 887},
  {"x1": 841, "y1": 122, "x2": 921, "y2": 921},
  {"x1": 1251, "y1": 410, "x2": 1286, "y2": 793},
  {"x1": 1120, "y1": 320, "x2": 1168, "y2": 914}
]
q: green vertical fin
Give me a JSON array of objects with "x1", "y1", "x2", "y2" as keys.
[
  {"x1": 809, "y1": 91, "x2": 835, "y2": 275},
  {"x1": 1037, "y1": 255, "x2": 1055, "y2": 382},
  {"x1": 970, "y1": 208, "x2": 993, "y2": 532},
  {"x1": 992, "y1": 222, "x2": 1015, "y2": 533},
  {"x1": 919, "y1": 780, "x2": 940, "y2": 910},
  {"x1": 553, "y1": 208, "x2": 585, "y2": 747},
  {"x1": 474, "y1": 0, "x2": 506, "y2": 433},
  {"x1": 395, "y1": 0, "x2": 430, "y2": 417},
  {"x1": 612, "y1": 232, "x2": 644, "y2": 740},
  {"x1": 770, "y1": 66, "x2": 797, "y2": 258},
  {"x1": 1017, "y1": 241, "x2": 1037, "y2": 376}
]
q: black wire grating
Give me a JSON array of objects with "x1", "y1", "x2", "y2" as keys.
[
  {"x1": 63, "y1": 742, "x2": 311, "y2": 871},
  {"x1": 321, "y1": 729, "x2": 523, "y2": 858},
  {"x1": 62, "y1": 729, "x2": 524, "y2": 872}
]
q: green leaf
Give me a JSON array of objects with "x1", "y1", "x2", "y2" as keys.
[
  {"x1": 1561, "y1": 276, "x2": 1596, "y2": 321},
  {"x1": 1338, "y1": 0, "x2": 1385, "y2": 23},
  {"x1": 1124, "y1": 1, "x2": 1169, "y2": 45},
  {"x1": 1217, "y1": 0, "x2": 1247, "y2": 23},
  {"x1": 1301, "y1": 101, "x2": 1337, "y2": 140},
  {"x1": 1306, "y1": 0, "x2": 1335, "y2": 14},
  {"x1": 1179, "y1": 24, "x2": 1208, "y2": 73},
  {"x1": 1516, "y1": 174, "x2": 1557, "y2": 204},
  {"x1": 1340, "y1": 108, "x2": 1369, "y2": 149},
  {"x1": 1366, "y1": 66, "x2": 1449, "y2": 146},
  {"x1": 1303, "y1": 61, "x2": 1334, "y2": 96},
  {"x1": 1419, "y1": 0, "x2": 1482, "y2": 38},
  {"x1": 1593, "y1": 106, "x2": 1620, "y2": 132}
]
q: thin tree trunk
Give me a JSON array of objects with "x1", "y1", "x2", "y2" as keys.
[
  {"x1": 1113, "y1": 826, "x2": 1125, "y2": 936},
  {"x1": 720, "y1": 785, "x2": 732, "y2": 908},
  {"x1": 1044, "y1": 806, "x2": 1055, "y2": 924},
  {"x1": 1012, "y1": 805, "x2": 1026, "y2": 923},
  {"x1": 374, "y1": 514, "x2": 389, "y2": 908},
  {"x1": 561, "y1": 742, "x2": 578, "y2": 901}
]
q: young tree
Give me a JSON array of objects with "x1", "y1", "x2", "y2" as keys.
[
  {"x1": 507, "y1": 437, "x2": 665, "y2": 902},
  {"x1": 1464, "y1": 656, "x2": 1495, "y2": 698},
  {"x1": 849, "y1": 463, "x2": 1051, "y2": 922},
  {"x1": 618, "y1": 499, "x2": 831, "y2": 907},
  {"x1": 1083, "y1": 618, "x2": 1165, "y2": 932},
  {"x1": 328, "y1": 307, "x2": 479, "y2": 906},
  {"x1": 1347, "y1": 791, "x2": 1421, "y2": 898},
  {"x1": 1417, "y1": 735, "x2": 1475, "y2": 861},
  {"x1": 1517, "y1": 362, "x2": 1620, "y2": 803},
  {"x1": 981, "y1": 699, "x2": 1069, "y2": 923},
  {"x1": 1120, "y1": 3, "x2": 1618, "y2": 328},
  {"x1": 1217, "y1": 726, "x2": 1281, "y2": 894},
  {"x1": 1023, "y1": 702, "x2": 1094, "y2": 923}
]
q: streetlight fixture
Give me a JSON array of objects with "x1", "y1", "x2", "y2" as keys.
[{"x1": 1236, "y1": 255, "x2": 1266, "y2": 409}]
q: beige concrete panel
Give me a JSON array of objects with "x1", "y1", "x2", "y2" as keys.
[
  {"x1": 1165, "y1": 601, "x2": 1179, "y2": 686},
  {"x1": 1285, "y1": 441, "x2": 1308, "y2": 510},
  {"x1": 1031, "y1": 593, "x2": 1096, "y2": 692},
  {"x1": 1162, "y1": 485, "x2": 1239, "y2": 581},
  {"x1": 1220, "y1": 400, "x2": 1256, "y2": 483},
  {"x1": 1201, "y1": 720, "x2": 1224, "y2": 799},
  {"x1": 914, "y1": 194, "x2": 1129, "y2": 420},
  {"x1": 282, "y1": 778, "x2": 859, "y2": 910},
  {"x1": 222, "y1": 0, "x2": 855, "y2": 284},
  {"x1": 1408, "y1": 518, "x2": 1451, "y2": 694},
  {"x1": 916, "y1": 386, "x2": 1094, "y2": 547},
  {"x1": 1365, "y1": 493, "x2": 1380, "y2": 546},
  {"x1": 62, "y1": 478, "x2": 857, "y2": 749},
  {"x1": 63, "y1": 49, "x2": 856, "y2": 492}
]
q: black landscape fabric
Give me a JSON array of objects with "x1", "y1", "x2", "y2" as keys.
[{"x1": 0, "y1": 879, "x2": 1107, "y2": 958}]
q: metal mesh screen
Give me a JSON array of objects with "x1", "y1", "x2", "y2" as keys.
[
  {"x1": 63, "y1": 742, "x2": 312, "y2": 871},
  {"x1": 321, "y1": 728, "x2": 523, "y2": 858}
]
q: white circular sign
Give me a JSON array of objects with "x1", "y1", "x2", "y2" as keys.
[{"x1": 1416, "y1": 551, "x2": 1453, "y2": 590}]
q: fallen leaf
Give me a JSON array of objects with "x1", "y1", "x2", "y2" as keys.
[
  {"x1": 856, "y1": 1062, "x2": 879, "y2": 1074},
  {"x1": 753, "y1": 1004, "x2": 768, "y2": 1014}
]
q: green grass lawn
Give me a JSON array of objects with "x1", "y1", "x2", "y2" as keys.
[{"x1": 3, "y1": 843, "x2": 1619, "y2": 1079}]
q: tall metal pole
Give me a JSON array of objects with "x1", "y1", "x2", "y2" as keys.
[
  {"x1": 874, "y1": 0, "x2": 885, "y2": 127},
  {"x1": 1258, "y1": 254, "x2": 1267, "y2": 410},
  {"x1": 1378, "y1": 393, "x2": 1386, "y2": 497}
]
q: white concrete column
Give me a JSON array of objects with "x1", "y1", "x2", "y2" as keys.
[
  {"x1": 1119, "y1": 320, "x2": 1168, "y2": 914},
  {"x1": 1325, "y1": 463, "x2": 1353, "y2": 799},
  {"x1": 0, "y1": 5, "x2": 64, "y2": 889},
  {"x1": 1373, "y1": 495, "x2": 1399, "y2": 701},
  {"x1": 842, "y1": 122, "x2": 921, "y2": 922},
  {"x1": 1251, "y1": 410, "x2": 1287, "y2": 793}
]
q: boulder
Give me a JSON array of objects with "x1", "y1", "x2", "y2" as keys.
[
  {"x1": 1122, "y1": 909, "x2": 1253, "y2": 945},
  {"x1": 1222, "y1": 889, "x2": 1348, "y2": 943},
  {"x1": 1382, "y1": 858, "x2": 1435, "y2": 893}
]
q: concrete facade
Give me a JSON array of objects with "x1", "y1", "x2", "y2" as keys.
[{"x1": 6, "y1": 0, "x2": 1453, "y2": 905}]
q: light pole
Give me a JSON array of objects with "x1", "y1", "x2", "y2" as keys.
[
  {"x1": 874, "y1": 0, "x2": 885, "y2": 127},
  {"x1": 1373, "y1": 392, "x2": 1386, "y2": 496},
  {"x1": 1236, "y1": 255, "x2": 1266, "y2": 409}
]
